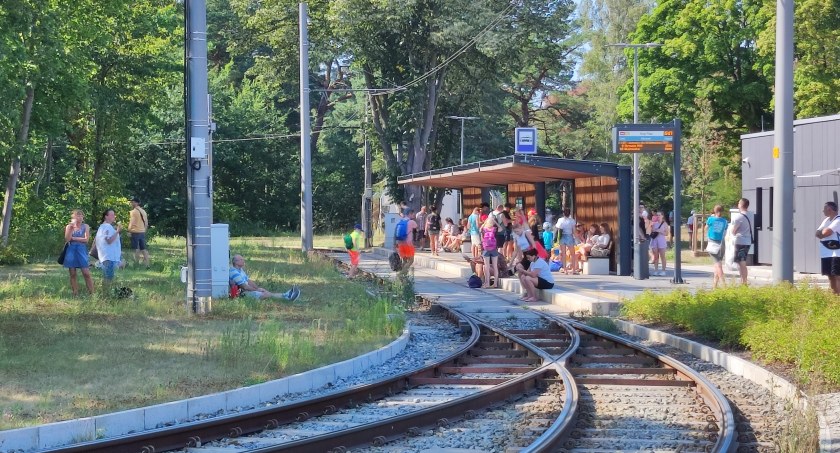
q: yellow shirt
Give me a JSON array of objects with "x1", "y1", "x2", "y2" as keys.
[{"x1": 128, "y1": 207, "x2": 148, "y2": 233}]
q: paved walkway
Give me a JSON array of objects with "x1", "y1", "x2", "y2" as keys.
[{"x1": 331, "y1": 247, "x2": 839, "y2": 452}]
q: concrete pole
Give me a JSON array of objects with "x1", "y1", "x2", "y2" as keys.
[
  {"x1": 185, "y1": 0, "x2": 213, "y2": 313},
  {"x1": 632, "y1": 47, "x2": 643, "y2": 277},
  {"x1": 772, "y1": 0, "x2": 794, "y2": 282},
  {"x1": 672, "y1": 119, "x2": 684, "y2": 283},
  {"x1": 362, "y1": 93, "x2": 373, "y2": 248},
  {"x1": 299, "y1": 3, "x2": 313, "y2": 252}
]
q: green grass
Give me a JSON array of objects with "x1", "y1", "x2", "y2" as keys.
[
  {"x1": 621, "y1": 283, "x2": 840, "y2": 388},
  {"x1": 0, "y1": 235, "x2": 405, "y2": 430}
]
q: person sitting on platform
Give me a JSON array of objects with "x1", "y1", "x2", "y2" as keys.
[{"x1": 229, "y1": 254, "x2": 300, "y2": 301}]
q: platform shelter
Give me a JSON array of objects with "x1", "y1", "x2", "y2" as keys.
[{"x1": 398, "y1": 155, "x2": 632, "y2": 275}]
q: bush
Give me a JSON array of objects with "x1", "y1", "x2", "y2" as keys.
[
  {"x1": 0, "y1": 244, "x2": 28, "y2": 265},
  {"x1": 621, "y1": 283, "x2": 840, "y2": 386}
]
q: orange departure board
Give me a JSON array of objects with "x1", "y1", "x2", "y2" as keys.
[{"x1": 613, "y1": 126, "x2": 677, "y2": 154}]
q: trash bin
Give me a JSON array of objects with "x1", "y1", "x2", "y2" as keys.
[{"x1": 634, "y1": 239, "x2": 649, "y2": 280}]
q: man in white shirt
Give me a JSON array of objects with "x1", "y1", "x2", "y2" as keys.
[
  {"x1": 728, "y1": 198, "x2": 752, "y2": 284},
  {"x1": 816, "y1": 201, "x2": 840, "y2": 294},
  {"x1": 95, "y1": 209, "x2": 122, "y2": 291}
]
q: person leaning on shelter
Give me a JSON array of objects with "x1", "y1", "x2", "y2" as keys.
[
  {"x1": 705, "y1": 205, "x2": 728, "y2": 288},
  {"x1": 63, "y1": 209, "x2": 95, "y2": 296},
  {"x1": 816, "y1": 201, "x2": 840, "y2": 295},
  {"x1": 128, "y1": 197, "x2": 150, "y2": 267},
  {"x1": 229, "y1": 254, "x2": 300, "y2": 301}
]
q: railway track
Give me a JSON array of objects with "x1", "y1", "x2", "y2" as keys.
[{"x1": 37, "y1": 258, "x2": 737, "y2": 453}]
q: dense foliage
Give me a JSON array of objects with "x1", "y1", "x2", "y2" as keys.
[
  {"x1": 1, "y1": 0, "x2": 839, "y2": 257},
  {"x1": 621, "y1": 284, "x2": 840, "y2": 386}
]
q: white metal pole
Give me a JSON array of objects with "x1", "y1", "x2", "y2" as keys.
[
  {"x1": 772, "y1": 0, "x2": 794, "y2": 282},
  {"x1": 459, "y1": 118, "x2": 465, "y2": 165},
  {"x1": 633, "y1": 47, "x2": 640, "y2": 245},
  {"x1": 299, "y1": 3, "x2": 313, "y2": 252}
]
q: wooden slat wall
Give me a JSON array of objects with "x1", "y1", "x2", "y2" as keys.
[
  {"x1": 507, "y1": 183, "x2": 536, "y2": 210},
  {"x1": 462, "y1": 188, "x2": 483, "y2": 215},
  {"x1": 574, "y1": 176, "x2": 619, "y2": 271}
]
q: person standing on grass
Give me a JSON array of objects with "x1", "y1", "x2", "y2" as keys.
[
  {"x1": 517, "y1": 249, "x2": 554, "y2": 302},
  {"x1": 63, "y1": 209, "x2": 94, "y2": 296},
  {"x1": 816, "y1": 201, "x2": 840, "y2": 295},
  {"x1": 706, "y1": 205, "x2": 728, "y2": 288},
  {"x1": 229, "y1": 255, "x2": 300, "y2": 300},
  {"x1": 95, "y1": 209, "x2": 123, "y2": 293},
  {"x1": 346, "y1": 223, "x2": 364, "y2": 278},
  {"x1": 128, "y1": 197, "x2": 150, "y2": 267},
  {"x1": 728, "y1": 198, "x2": 752, "y2": 284}
]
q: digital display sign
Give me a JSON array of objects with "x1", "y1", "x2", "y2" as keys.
[{"x1": 612, "y1": 124, "x2": 679, "y2": 154}]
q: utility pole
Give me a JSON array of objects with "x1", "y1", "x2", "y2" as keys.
[
  {"x1": 185, "y1": 0, "x2": 213, "y2": 313},
  {"x1": 362, "y1": 93, "x2": 373, "y2": 248},
  {"x1": 299, "y1": 3, "x2": 313, "y2": 252},
  {"x1": 772, "y1": 0, "x2": 794, "y2": 282}
]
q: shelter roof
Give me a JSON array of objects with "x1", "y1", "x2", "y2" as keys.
[{"x1": 398, "y1": 155, "x2": 629, "y2": 189}]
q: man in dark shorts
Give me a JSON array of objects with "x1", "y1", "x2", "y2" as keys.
[
  {"x1": 729, "y1": 198, "x2": 752, "y2": 284},
  {"x1": 128, "y1": 197, "x2": 150, "y2": 267},
  {"x1": 816, "y1": 201, "x2": 840, "y2": 294}
]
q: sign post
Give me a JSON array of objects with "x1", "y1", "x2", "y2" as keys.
[
  {"x1": 613, "y1": 120, "x2": 684, "y2": 283},
  {"x1": 515, "y1": 127, "x2": 538, "y2": 154}
]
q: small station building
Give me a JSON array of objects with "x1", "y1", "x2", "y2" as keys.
[{"x1": 398, "y1": 155, "x2": 634, "y2": 276}]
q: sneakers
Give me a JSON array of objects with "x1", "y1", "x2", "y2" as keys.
[{"x1": 283, "y1": 284, "x2": 301, "y2": 302}]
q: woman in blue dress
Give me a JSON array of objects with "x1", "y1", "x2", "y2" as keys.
[{"x1": 63, "y1": 209, "x2": 94, "y2": 295}]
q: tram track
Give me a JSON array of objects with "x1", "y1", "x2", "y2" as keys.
[{"x1": 34, "y1": 254, "x2": 746, "y2": 453}]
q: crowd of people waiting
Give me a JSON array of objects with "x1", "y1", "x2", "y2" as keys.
[{"x1": 391, "y1": 202, "x2": 613, "y2": 300}]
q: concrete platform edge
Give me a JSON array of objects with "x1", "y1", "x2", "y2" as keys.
[{"x1": 0, "y1": 325, "x2": 411, "y2": 453}]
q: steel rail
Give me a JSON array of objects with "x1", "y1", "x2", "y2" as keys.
[
  {"x1": 40, "y1": 308, "x2": 481, "y2": 453},
  {"x1": 546, "y1": 313, "x2": 738, "y2": 453},
  {"x1": 242, "y1": 306, "x2": 569, "y2": 452}
]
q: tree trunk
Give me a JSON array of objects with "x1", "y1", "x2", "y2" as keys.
[
  {"x1": 0, "y1": 84, "x2": 35, "y2": 246},
  {"x1": 34, "y1": 138, "x2": 52, "y2": 196}
]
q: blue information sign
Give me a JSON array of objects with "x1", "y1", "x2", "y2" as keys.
[{"x1": 515, "y1": 127, "x2": 537, "y2": 154}]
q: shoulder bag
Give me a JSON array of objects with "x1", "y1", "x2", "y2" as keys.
[
  {"x1": 821, "y1": 216, "x2": 840, "y2": 250},
  {"x1": 57, "y1": 242, "x2": 69, "y2": 265}
]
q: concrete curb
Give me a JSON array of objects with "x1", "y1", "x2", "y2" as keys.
[{"x1": 0, "y1": 325, "x2": 411, "y2": 453}]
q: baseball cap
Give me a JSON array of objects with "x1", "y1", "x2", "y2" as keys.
[{"x1": 354, "y1": 223, "x2": 362, "y2": 230}]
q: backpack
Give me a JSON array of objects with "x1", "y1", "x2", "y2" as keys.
[
  {"x1": 388, "y1": 251, "x2": 403, "y2": 271},
  {"x1": 429, "y1": 214, "x2": 441, "y2": 231},
  {"x1": 394, "y1": 219, "x2": 409, "y2": 241},
  {"x1": 344, "y1": 233, "x2": 354, "y2": 250},
  {"x1": 482, "y1": 227, "x2": 497, "y2": 250},
  {"x1": 467, "y1": 274, "x2": 482, "y2": 288}
]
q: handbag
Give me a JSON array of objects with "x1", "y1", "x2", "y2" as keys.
[
  {"x1": 89, "y1": 243, "x2": 99, "y2": 260},
  {"x1": 57, "y1": 242, "x2": 69, "y2": 265},
  {"x1": 705, "y1": 240, "x2": 722, "y2": 255},
  {"x1": 821, "y1": 240, "x2": 840, "y2": 250}
]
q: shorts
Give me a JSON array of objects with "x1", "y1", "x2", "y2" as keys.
[
  {"x1": 536, "y1": 278, "x2": 554, "y2": 290},
  {"x1": 470, "y1": 233, "x2": 481, "y2": 246},
  {"x1": 101, "y1": 260, "x2": 117, "y2": 280},
  {"x1": 821, "y1": 257, "x2": 840, "y2": 276},
  {"x1": 734, "y1": 245, "x2": 750, "y2": 262},
  {"x1": 397, "y1": 242, "x2": 415, "y2": 259},
  {"x1": 708, "y1": 241, "x2": 724, "y2": 263},
  {"x1": 560, "y1": 234, "x2": 575, "y2": 246},
  {"x1": 428, "y1": 229, "x2": 440, "y2": 236},
  {"x1": 348, "y1": 250, "x2": 360, "y2": 266},
  {"x1": 130, "y1": 232, "x2": 147, "y2": 250},
  {"x1": 482, "y1": 249, "x2": 500, "y2": 258},
  {"x1": 495, "y1": 233, "x2": 507, "y2": 248}
]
